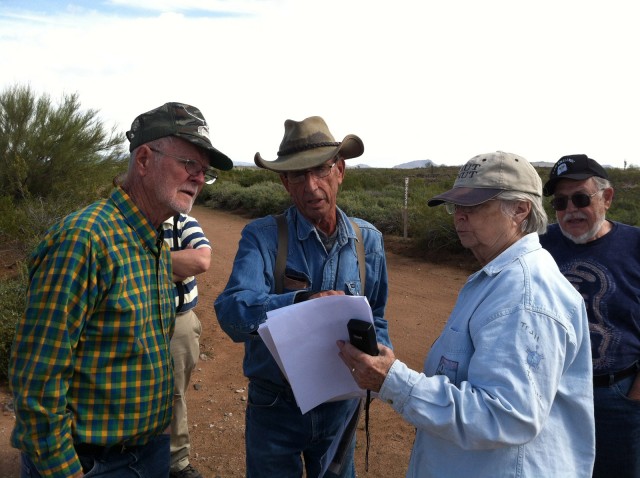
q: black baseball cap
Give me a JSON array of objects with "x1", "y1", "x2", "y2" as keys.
[
  {"x1": 543, "y1": 154, "x2": 608, "y2": 196},
  {"x1": 126, "y1": 102, "x2": 233, "y2": 171}
]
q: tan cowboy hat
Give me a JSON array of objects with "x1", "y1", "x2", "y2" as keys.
[{"x1": 254, "y1": 116, "x2": 364, "y2": 172}]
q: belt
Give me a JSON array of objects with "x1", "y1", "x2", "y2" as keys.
[
  {"x1": 593, "y1": 361, "x2": 640, "y2": 387},
  {"x1": 75, "y1": 442, "x2": 142, "y2": 458},
  {"x1": 249, "y1": 379, "x2": 296, "y2": 402}
]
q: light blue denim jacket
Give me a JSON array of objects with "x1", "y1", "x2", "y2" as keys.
[
  {"x1": 214, "y1": 206, "x2": 390, "y2": 387},
  {"x1": 379, "y1": 233, "x2": 595, "y2": 477}
]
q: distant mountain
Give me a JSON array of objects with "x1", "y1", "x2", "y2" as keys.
[
  {"x1": 233, "y1": 162, "x2": 377, "y2": 169},
  {"x1": 393, "y1": 159, "x2": 438, "y2": 169},
  {"x1": 231, "y1": 159, "x2": 613, "y2": 170},
  {"x1": 233, "y1": 159, "x2": 446, "y2": 169}
]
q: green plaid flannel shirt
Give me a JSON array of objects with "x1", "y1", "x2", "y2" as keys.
[{"x1": 10, "y1": 187, "x2": 175, "y2": 478}]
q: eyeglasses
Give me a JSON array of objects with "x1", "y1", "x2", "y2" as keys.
[
  {"x1": 444, "y1": 201, "x2": 492, "y2": 215},
  {"x1": 285, "y1": 160, "x2": 338, "y2": 184},
  {"x1": 149, "y1": 147, "x2": 218, "y2": 185},
  {"x1": 550, "y1": 191, "x2": 601, "y2": 211}
]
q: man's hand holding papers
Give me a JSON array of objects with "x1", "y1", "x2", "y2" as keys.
[{"x1": 257, "y1": 294, "x2": 375, "y2": 414}]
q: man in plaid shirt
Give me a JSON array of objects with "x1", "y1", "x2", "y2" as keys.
[{"x1": 9, "y1": 102, "x2": 232, "y2": 478}]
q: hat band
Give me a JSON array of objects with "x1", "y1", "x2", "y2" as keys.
[{"x1": 278, "y1": 141, "x2": 340, "y2": 156}]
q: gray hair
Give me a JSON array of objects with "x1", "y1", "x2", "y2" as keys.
[
  {"x1": 592, "y1": 176, "x2": 612, "y2": 190},
  {"x1": 496, "y1": 191, "x2": 548, "y2": 234},
  {"x1": 119, "y1": 136, "x2": 177, "y2": 188},
  {"x1": 129, "y1": 136, "x2": 175, "y2": 161}
]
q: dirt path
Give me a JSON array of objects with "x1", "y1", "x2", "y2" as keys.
[{"x1": 0, "y1": 205, "x2": 470, "y2": 477}]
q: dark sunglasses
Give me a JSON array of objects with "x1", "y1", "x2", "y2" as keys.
[{"x1": 550, "y1": 191, "x2": 601, "y2": 211}]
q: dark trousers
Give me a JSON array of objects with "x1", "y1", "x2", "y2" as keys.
[{"x1": 20, "y1": 434, "x2": 170, "y2": 477}]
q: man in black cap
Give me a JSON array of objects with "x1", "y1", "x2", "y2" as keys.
[
  {"x1": 215, "y1": 116, "x2": 391, "y2": 477},
  {"x1": 10, "y1": 102, "x2": 231, "y2": 478},
  {"x1": 540, "y1": 154, "x2": 640, "y2": 478}
]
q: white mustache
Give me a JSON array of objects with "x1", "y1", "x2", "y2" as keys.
[{"x1": 562, "y1": 211, "x2": 587, "y2": 222}]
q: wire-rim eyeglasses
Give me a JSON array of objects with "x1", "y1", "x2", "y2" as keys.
[
  {"x1": 284, "y1": 159, "x2": 338, "y2": 184},
  {"x1": 149, "y1": 147, "x2": 218, "y2": 185}
]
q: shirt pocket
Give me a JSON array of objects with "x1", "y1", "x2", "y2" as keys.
[
  {"x1": 282, "y1": 269, "x2": 310, "y2": 292},
  {"x1": 428, "y1": 327, "x2": 474, "y2": 385}
]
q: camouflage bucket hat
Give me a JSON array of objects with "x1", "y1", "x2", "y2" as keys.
[
  {"x1": 254, "y1": 116, "x2": 364, "y2": 172},
  {"x1": 126, "y1": 102, "x2": 233, "y2": 171}
]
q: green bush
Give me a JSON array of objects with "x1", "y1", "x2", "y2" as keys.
[
  {"x1": 201, "y1": 180, "x2": 290, "y2": 216},
  {"x1": 0, "y1": 84, "x2": 126, "y2": 202},
  {"x1": 0, "y1": 195, "x2": 19, "y2": 238},
  {"x1": 0, "y1": 195, "x2": 90, "y2": 254},
  {"x1": 0, "y1": 274, "x2": 26, "y2": 381},
  {"x1": 201, "y1": 164, "x2": 640, "y2": 239}
]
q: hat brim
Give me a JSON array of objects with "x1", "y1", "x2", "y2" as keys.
[
  {"x1": 254, "y1": 134, "x2": 364, "y2": 172},
  {"x1": 542, "y1": 173, "x2": 595, "y2": 196},
  {"x1": 177, "y1": 133, "x2": 233, "y2": 171},
  {"x1": 427, "y1": 187, "x2": 503, "y2": 207}
]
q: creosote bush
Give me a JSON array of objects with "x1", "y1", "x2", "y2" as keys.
[{"x1": 0, "y1": 275, "x2": 26, "y2": 381}]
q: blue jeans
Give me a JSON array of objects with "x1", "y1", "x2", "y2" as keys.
[
  {"x1": 20, "y1": 434, "x2": 170, "y2": 477},
  {"x1": 246, "y1": 381, "x2": 357, "y2": 478},
  {"x1": 593, "y1": 374, "x2": 640, "y2": 478}
]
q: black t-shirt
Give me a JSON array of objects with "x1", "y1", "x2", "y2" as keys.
[{"x1": 540, "y1": 221, "x2": 640, "y2": 374}]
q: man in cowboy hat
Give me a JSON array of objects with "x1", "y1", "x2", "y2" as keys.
[{"x1": 214, "y1": 116, "x2": 391, "y2": 477}]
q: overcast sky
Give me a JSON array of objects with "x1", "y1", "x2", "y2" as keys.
[{"x1": 1, "y1": 0, "x2": 639, "y2": 169}]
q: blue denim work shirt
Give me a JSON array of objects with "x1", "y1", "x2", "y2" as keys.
[
  {"x1": 379, "y1": 234, "x2": 595, "y2": 477},
  {"x1": 215, "y1": 206, "x2": 391, "y2": 388}
]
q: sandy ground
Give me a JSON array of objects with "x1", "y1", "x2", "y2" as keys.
[{"x1": 0, "y1": 205, "x2": 471, "y2": 477}]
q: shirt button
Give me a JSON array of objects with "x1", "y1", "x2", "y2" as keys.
[{"x1": 386, "y1": 399, "x2": 393, "y2": 404}]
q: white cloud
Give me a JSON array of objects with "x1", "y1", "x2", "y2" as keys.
[{"x1": 106, "y1": 0, "x2": 271, "y2": 15}]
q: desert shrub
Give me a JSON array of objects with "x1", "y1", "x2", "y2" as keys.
[
  {"x1": 200, "y1": 182, "x2": 245, "y2": 210},
  {"x1": 0, "y1": 195, "x2": 19, "y2": 238},
  {"x1": 0, "y1": 195, "x2": 89, "y2": 254},
  {"x1": 413, "y1": 211, "x2": 464, "y2": 252},
  {"x1": 0, "y1": 274, "x2": 26, "y2": 381},
  {"x1": 240, "y1": 182, "x2": 291, "y2": 216},
  {"x1": 189, "y1": 165, "x2": 639, "y2": 249},
  {"x1": 0, "y1": 84, "x2": 126, "y2": 202},
  {"x1": 340, "y1": 189, "x2": 404, "y2": 234},
  {"x1": 202, "y1": 181, "x2": 290, "y2": 216},
  {"x1": 233, "y1": 168, "x2": 278, "y2": 188}
]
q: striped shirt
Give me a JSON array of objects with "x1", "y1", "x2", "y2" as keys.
[
  {"x1": 10, "y1": 187, "x2": 175, "y2": 478},
  {"x1": 162, "y1": 214, "x2": 211, "y2": 313}
]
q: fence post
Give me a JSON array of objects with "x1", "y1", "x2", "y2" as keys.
[{"x1": 403, "y1": 177, "x2": 409, "y2": 239}]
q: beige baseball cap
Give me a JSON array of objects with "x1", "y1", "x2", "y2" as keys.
[{"x1": 428, "y1": 151, "x2": 542, "y2": 207}]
